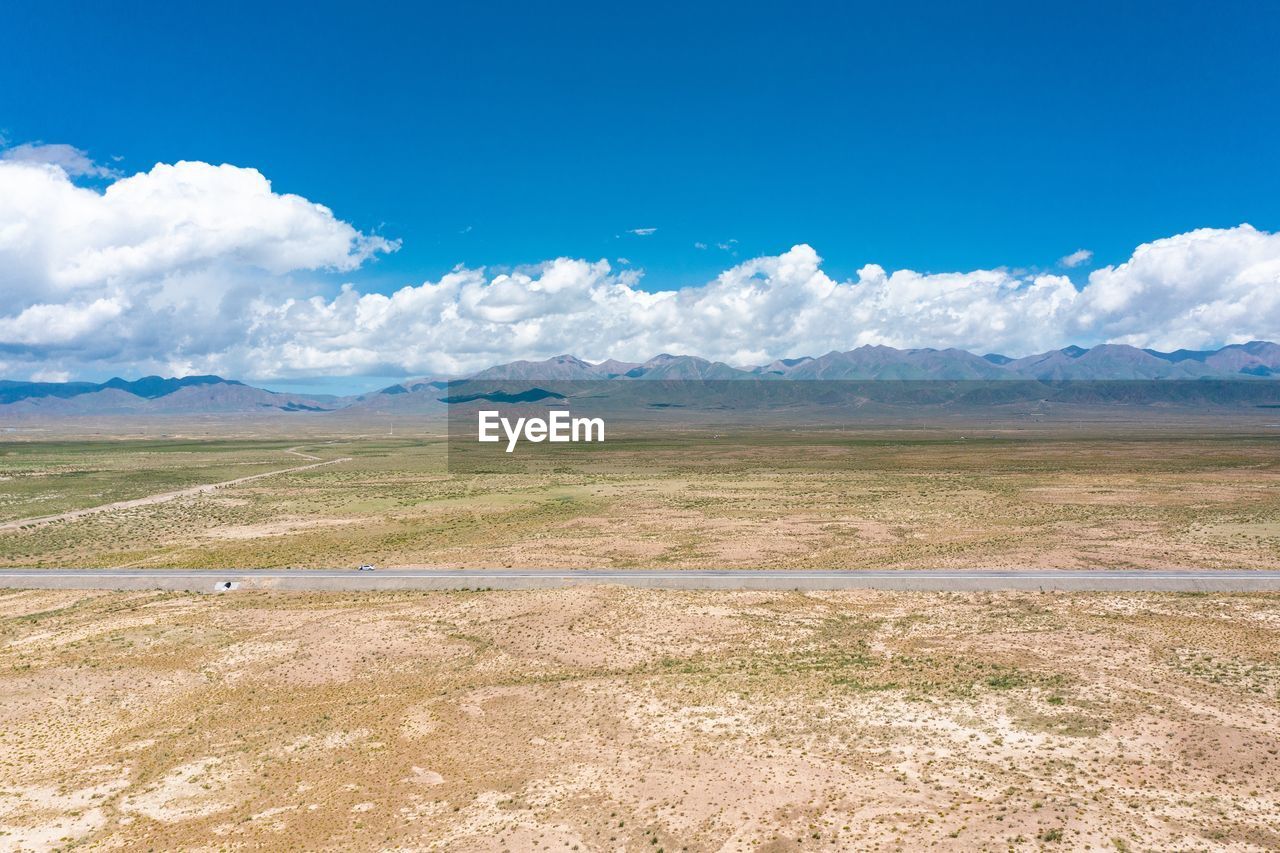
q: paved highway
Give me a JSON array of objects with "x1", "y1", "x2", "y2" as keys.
[{"x1": 2, "y1": 569, "x2": 1280, "y2": 592}]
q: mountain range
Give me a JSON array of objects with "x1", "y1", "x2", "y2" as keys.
[
  {"x1": 467, "y1": 341, "x2": 1280, "y2": 382},
  {"x1": 0, "y1": 375, "x2": 338, "y2": 416},
  {"x1": 4, "y1": 341, "x2": 1280, "y2": 415}
]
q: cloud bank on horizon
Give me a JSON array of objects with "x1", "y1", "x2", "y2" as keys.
[{"x1": 3, "y1": 149, "x2": 1280, "y2": 381}]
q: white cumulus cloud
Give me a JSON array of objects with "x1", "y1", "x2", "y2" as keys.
[
  {"x1": 3, "y1": 153, "x2": 1280, "y2": 382},
  {"x1": 221, "y1": 226, "x2": 1280, "y2": 377},
  {"x1": 1, "y1": 142, "x2": 120, "y2": 179},
  {"x1": 1059, "y1": 248, "x2": 1093, "y2": 268},
  {"x1": 0, "y1": 156, "x2": 398, "y2": 375}
]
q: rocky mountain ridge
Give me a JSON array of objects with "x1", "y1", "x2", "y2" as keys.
[{"x1": 4, "y1": 341, "x2": 1280, "y2": 415}]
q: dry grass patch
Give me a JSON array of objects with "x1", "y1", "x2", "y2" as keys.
[{"x1": 1, "y1": 588, "x2": 1279, "y2": 850}]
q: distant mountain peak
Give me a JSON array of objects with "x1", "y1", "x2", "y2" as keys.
[{"x1": 99, "y1": 374, "x2": 243, "y2": 399}]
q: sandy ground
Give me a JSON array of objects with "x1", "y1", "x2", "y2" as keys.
[
  {"x1": 3, "y1": 432, "x2": 1279, "y2": 570},
  {"x1": 1, "y1": 588, "x2": 1278, "y2": 851},
  {"x1": 0, "y1": 452, "x2": 351, "y2": 534}
]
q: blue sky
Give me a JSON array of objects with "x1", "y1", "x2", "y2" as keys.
[
  {"x1": 2, "y1": 1, "x2": 1280, "y2": 391},
  {"x1": 4, "y1": 0, "x2": 1277, "y2": 292}
]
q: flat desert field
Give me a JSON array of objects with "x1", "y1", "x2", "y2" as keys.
[
  {"x1": 2, "y1": 587, "x2": 1279, "y2": 850},
  {"x1": 1, "y1": 423, "x2": 1278, "y2": 569},
  {"x1": 3, "y1": 423, "x2": 1279, "y2": 851}
]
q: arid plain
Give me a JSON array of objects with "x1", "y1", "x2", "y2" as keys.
[
  {"x1": 2, "y1": 420, "x2": 1279, "y2": 569},
  {"x1": 2, "y1": 587, "x2": 1279, "y2": 850},
  {"x1": 2, "y1": 420, "x2": 1280, "y2": 850}
]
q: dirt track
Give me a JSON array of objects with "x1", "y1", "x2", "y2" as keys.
[{"x1": 0, "y1": 452, "x2": 351, "y2": 533}]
